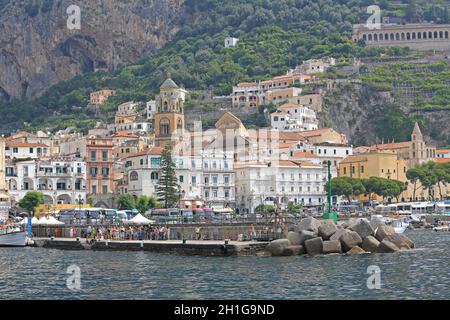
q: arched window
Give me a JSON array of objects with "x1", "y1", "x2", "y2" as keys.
[
  {"x1": 434, "y1": 31, "x2": 438, "y2": 39},
  {"x1": 390, "y1": 33, "x2": 394, "y2": 40},
  {"x1": 177, "y1": 118, "x2": 183, "y2": 129},
  {"x1": 423, "y1": 31, "x2": 427, "y2": 39},
  {"x1": 439, "y1": 31, "x2": 443, "y2": 39},
  {"x1": 385, "y1": 33, "x2": 389, "y2": 40},
  {"x1": 130, "y1": 171, "x2": 138, "y2": 181},
  {"x1": 160, "y1": 119, "x2": 170, "y2": 136},
  {"x1": 163, "y1": 101, "x2": 168, "y2": 111},
  {"x1": 418, "y1": 32, "x2": 421, "y2": 39},
  {"x1": 368, "y1": 34, "x2": 373, "y2": 41},
  {"x1": 374, "y1": 34, "x2": 378, "y2": 41},
  {"x1": 445, "y1": 31, "x2": 449, "y2": 39},
  {"x1": 151, "y1": 172, "x2": 159, "y2": 180},
  {"x1": 406, "y1": 32, "x2": 410, "y2": 40},
  {"x1": 395, "y1": 33, "x2": 400, "y2": 40},
  {"x1": 412, "y1": 32, "x2": 416, "y2": 40},
  {"x1": 363, "y1": 34, "x2": 367, "y2": 41},
  {"x1": 401, "y1": 33, "x2": 405, "y2": 40}
]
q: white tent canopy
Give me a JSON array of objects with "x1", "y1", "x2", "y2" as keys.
[
  {"x1": 125, "y1": 213, "x2": 155, "y2": 225},
  {"x1": 20, "y1": 217, "x2": 40, "y2": 225},
  {"x1": 37, "y1": 216, "x2": 65, "y2": 226}
]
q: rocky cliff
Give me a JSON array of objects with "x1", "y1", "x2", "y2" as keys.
[
  {"x1": 319, "y1": 81, "x2": 450, "y2": 147},
  {"x1": 0, "y1": 0, "x2": 186, "y2": 100}
]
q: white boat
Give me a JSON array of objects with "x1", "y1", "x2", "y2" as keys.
[
  {"x1": 0, "y1": 225, "x2": 27, "y2": 247},
  {"x1": 433, "y1": 224, "x2": 450, "y2": 232},
  {"x1": 391, "y1": 218, "x2": 409, "y2": 234}
]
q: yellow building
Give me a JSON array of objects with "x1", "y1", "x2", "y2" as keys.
[
  {"x1": 338, "y1": 150, "x2": 409, "y2": 202},
  {"x1": 365, "y1": 122, "x2": 436, "y2": 168},
  {"x1": 154, "y1": 77, "x2": 187, "y2": 147},
  {"x1": 339, "y1": 148, "x2": 448, "y2": 202}
]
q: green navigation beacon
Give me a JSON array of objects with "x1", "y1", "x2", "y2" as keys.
[{"x1": 322, "y1": 160, "x2": 338, "y2": 222}]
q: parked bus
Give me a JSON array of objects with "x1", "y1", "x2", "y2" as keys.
[{"x1": 150, "y1": 209, "x2": 181, "y2": 224}]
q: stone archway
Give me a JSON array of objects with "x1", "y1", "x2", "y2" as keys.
[
  {"x1": 56, "y1": 194, "x2": 72, "y2": 204},
  {"x1": 43, "y1": 195, "x2": 54, "y2": 205}
]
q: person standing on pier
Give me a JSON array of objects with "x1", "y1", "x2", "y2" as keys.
[
  {"x1": 248, "y1": 224, "x2": 256, "y2": 240},
  {"x1": 195, "y1": 226, "x2": 201, "y2": 240}
]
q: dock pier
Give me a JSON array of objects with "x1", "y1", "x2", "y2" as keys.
[{"x1": 32, "y1": 237, "x2": 269, "y2": 256}]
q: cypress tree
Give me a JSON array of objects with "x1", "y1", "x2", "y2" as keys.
[{"x1": 155, "y1": 144, "x2": 179, "y2": 208}]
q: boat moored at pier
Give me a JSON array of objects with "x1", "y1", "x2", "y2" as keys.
[{"x1": 0, "y1": 224, "x2": 27, "y2": 247}]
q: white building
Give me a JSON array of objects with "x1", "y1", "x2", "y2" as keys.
[
  {"x1": 225, "y1": 37, "x2": 239, "y2": 48},
  {"x1": 293, "y1": 142, "x2": 353, "y2": 177},
  {"x1": 146, "y1": 100, "x2": 156, "y2": 121},
  {"x1": 297, "y1": 57, "x2": 336, "y2": 74},
  {"x1": 270, "y1": 103, "x2": 318, "y2": 131},
  {"x1": 5, "y1": 158, "x2": 87, "y2": 205},
  {"x1": 5, "y1": 141, "x2": 50, "y2": 159},
  {"x1": 437, "y1": 149, "x2": 450, "y2": 159},
  {"x1": 124, "y1": 147, "x2": 236, "y2": 208},
  {"x1": 234, "y1": 160, "x2": 326, "y2": 214}
]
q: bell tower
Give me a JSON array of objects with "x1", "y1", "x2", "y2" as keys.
[
  {"x1": 154, "y1": 76, "x2": 187, "y2": 147},
  {"x1": 410, "y1": 122, "x2": 425, "y2": 167}
]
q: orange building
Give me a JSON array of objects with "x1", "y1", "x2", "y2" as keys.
[
  {"x1": 90, "y1": 89, "x2": 116, "y2": 106},
  {"x1": 86, "y1": 137, "x2": 115, "y2": 195}
]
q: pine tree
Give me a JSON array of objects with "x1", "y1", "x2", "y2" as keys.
[{"x1": 155, "y1": 144, "x2": 179, "y2": 208}]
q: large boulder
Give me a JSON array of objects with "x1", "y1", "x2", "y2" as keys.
[
  {"x1": 376, "y1": 240, "x2": 400, "y2": 253},
  {"x1": 296, "y1": 217, "x2": 321, "y2": 233},
  {"x1": 287, "y1": 231, "x2": 301, "y2": 245},
  {"x1": 348, "y1": 219, "x2": 375, "y2": 239},
  {"x1": 318, "y1": 220, "x2": 337, "y2": 240},
  {"x1": 346, "y1": 246, "x2": 366, "y2": 255},
  {"x1": 265, "y1": 239, "x2": 291, "y2": 256},
  {"x1": 340, "y1": 230, "x2": 363, "y2": 252},
  {"x1": 304, "y1": 237, "x2": 323, "y2": 256},
  {"x1": 330, "y1": 228, "x2": 347, "y2": 241},
  {"x1": 282, "y1": 245, "x2": 305, "y2": 256},
  {"x1": 375, "y1": 225, "x2": 395, "y2": 242},
  {"x1": 370, "y1": 219, "x2": 385, "y2": 231},
  {"x1": 299, "y1": 230, "x2": 317, "y2": 245},
  {"x1": 322, "y1": 240, "x2": 342, "y2": 254},
  {"x1": 384, "y1": 234, "x2": 414, "y2": 250},
  {"x1": 361, "y1": 236, "x2": 380, "y2": 253}
]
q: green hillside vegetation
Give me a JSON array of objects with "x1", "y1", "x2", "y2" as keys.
[
  {"x1": 1, "y1": 0, "x2": 450, "y2": 134},
  {"x1": 362, "y1": 60, "x2": 450, "y2": 111}
]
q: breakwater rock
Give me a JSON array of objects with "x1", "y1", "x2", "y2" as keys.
[{"x1": 265, "y1": 217, "x2": 415, "y2": 257}]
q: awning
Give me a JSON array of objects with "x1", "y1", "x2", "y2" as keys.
[
  {"x1": 184, "y1": 201, "x2": 192, "y2": 207},
  {"x1": 195, "y1": 201, "x2": 202, "y2": 206}
]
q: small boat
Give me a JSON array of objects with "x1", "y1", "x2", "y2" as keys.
[
  {"x1": 0, "y1": 225, "x2": 27, "y2": 247},
  {"x1": 391, "y1": 218, "x2": 409, "y2": 234},
  {"x1": 433, "y1": 224, "x2": 450, "y2": 232}
]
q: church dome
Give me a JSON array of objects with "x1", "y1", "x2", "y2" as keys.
[{"x1": 160, "y1": 78, "x2": 179, "y2": 89}]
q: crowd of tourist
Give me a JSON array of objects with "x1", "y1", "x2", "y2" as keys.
[{"x1": 69, "y1": 225, "x2": 171, "y2": 241}]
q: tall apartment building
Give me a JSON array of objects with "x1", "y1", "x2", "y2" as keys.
[{"x1": 86, "y1": 137, "x2": 115, "y2": 196}]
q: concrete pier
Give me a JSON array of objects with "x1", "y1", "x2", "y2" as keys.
[{"x1": 32, "y1": 237, "x2": 269, "y2": 256}]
